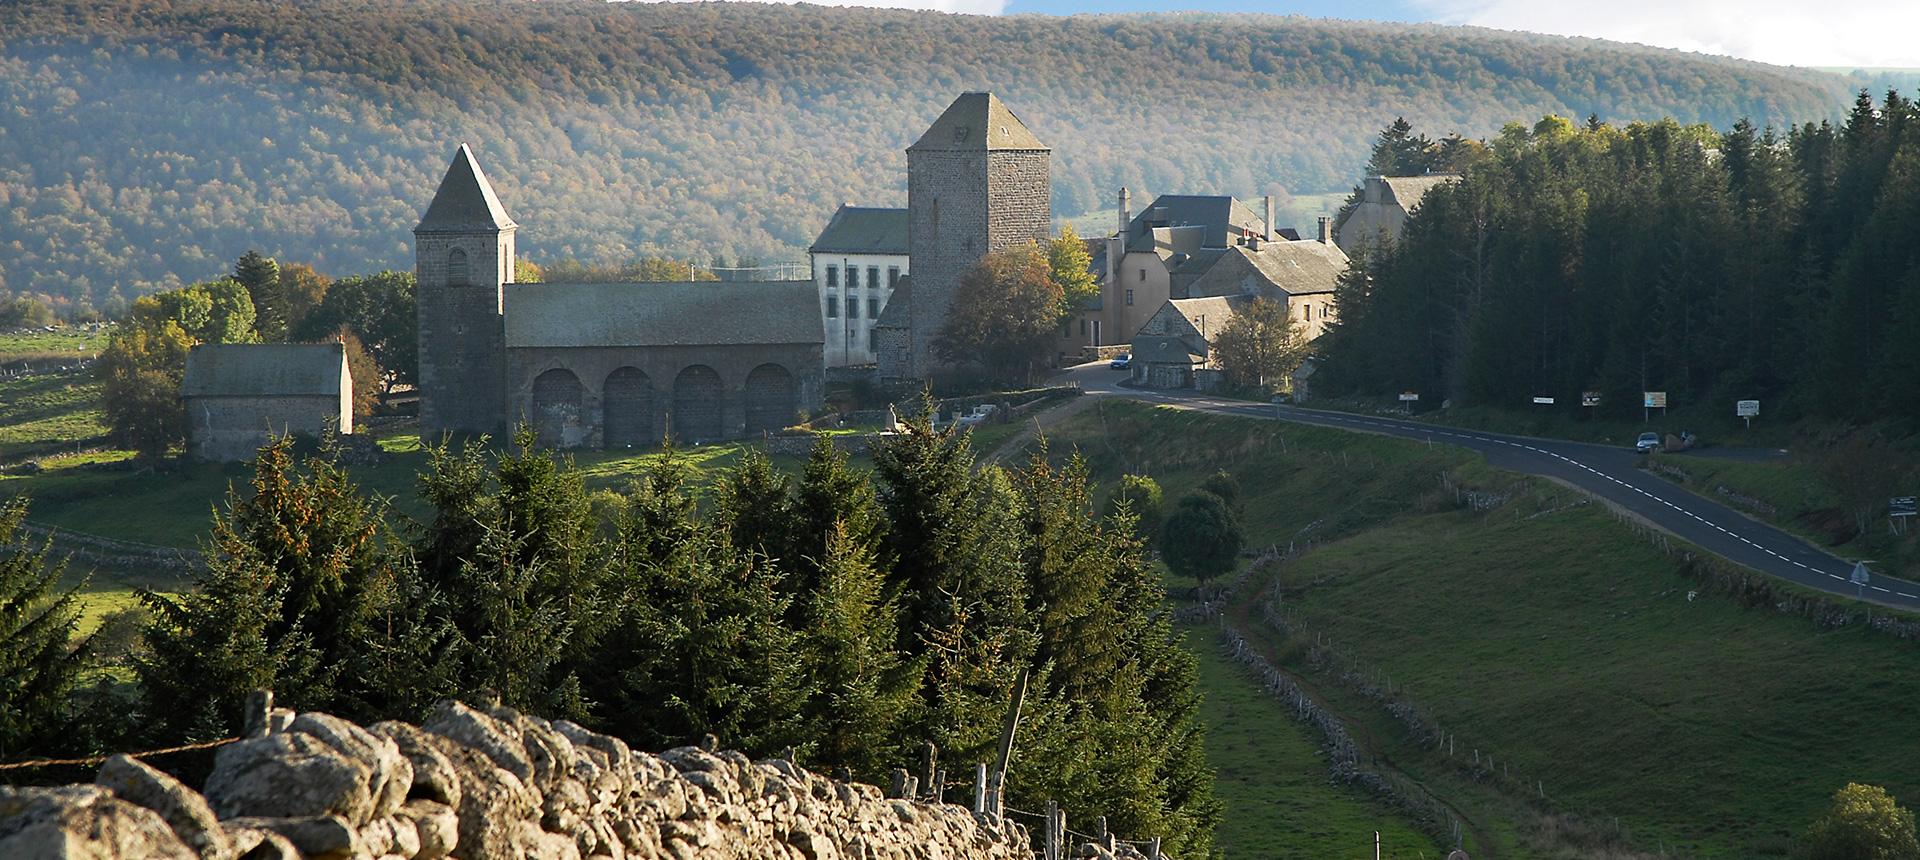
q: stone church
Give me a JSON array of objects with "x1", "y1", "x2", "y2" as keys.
[
  {"x1": 874, "y1": 93, "x2": 1052, "y2": 384},
  {"x1": 414, "y1": 145, "x2": 824, "y2": 448}
]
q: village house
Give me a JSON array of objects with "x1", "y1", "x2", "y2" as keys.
[
  {"x1": 181, "y1": 342, "x2": 352, "y2": 461},
  {"x1": 1333, "y1": 174, "x2": 1460, "y2": 255},
  {"x1": 809, "y1": 205, "x2": 907, "y2": 367}
]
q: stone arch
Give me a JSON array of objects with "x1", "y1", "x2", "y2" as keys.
[
  {"x1": 602, "y1": 366, "x2": 653, "y2": 449},
  {"x1": 530, "y1": 368, "x2": 583, "y2": 448},
  {"x1": 744, "y1": 363, "x2": 796, "y2": 435},
  {"x1": 671, "y1": 365, "x2": 724, "y2": 443},
  {"x1": 448, "y1": 248, "x2": 469, "y2": 286}
]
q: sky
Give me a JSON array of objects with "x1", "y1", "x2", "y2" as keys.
[{"x1": 787, "y1": 0, "x2": 1920, "y2": 68}]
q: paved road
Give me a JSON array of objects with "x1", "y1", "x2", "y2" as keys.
[{"x1": 1059, "y1": 362, "x2": 1920, "y2": 612}]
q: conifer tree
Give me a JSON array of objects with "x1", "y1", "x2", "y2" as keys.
[
  {"x1": 234, "y1": 250, "x2": 287, "y2": 341},
  {"x1": 793, "y1": 434, "x2": 885, "y2": 592},
  {"x1": 797, "y1": 522, "x2": 920, "y2": 779},
  {"x1": 0, "y1": 497, "x2": 91, "y2": 758}
]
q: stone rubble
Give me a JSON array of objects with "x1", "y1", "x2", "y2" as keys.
[{"x1": 0, "y1": 699, "x2": 1036, "y2": 860}]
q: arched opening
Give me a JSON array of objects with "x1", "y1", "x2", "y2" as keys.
[
  {"x1": 744, "y1": 363, "x2": 796, "y2": 435},
  {"x1": 602, "y1": 367, "x2": 653, "y2": 449},
  {"x1": 671, "y1": 365, "x2": 724, "y2": 443},
  {"x1": 447, "y1": 248, "x2": 470, "y2": 287},
  {"x1": 530, "y1": 368, "x2": 583, "y2": 448}
]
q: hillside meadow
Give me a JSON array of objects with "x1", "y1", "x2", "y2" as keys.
[{"x1": 1023, "y1": 399, "x2": 1920, "y2": 858}]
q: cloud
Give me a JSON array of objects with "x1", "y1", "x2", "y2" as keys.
[{"x1": 1411, "y1": 0, "x2": 1920, "y2": 68}]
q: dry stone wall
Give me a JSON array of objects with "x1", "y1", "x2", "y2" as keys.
[{"x1": 0, "y1": 699, "x2": 1035, "y2": 860}]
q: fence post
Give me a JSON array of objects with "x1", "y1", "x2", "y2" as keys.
[
  {"x1": 974, "y1": 762, "x2": 988, "y2": 815},
  {"x1": 1149, "y1": 836, "x2": 1162, "y2": 859},
  {"x1": 243, "y1": 689, "x2": 273, "y2": 739},
  {"x1": 933, "y1": 767, "x2": 945, "y2": 805},
  {"x1": 1044, "y1": 800, "x2": 1060, "y2": 860},
  {"x1": 921, "y1": 741, "x2": 939, "y2": 800}
]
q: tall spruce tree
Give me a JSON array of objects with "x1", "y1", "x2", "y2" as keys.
[
  {"x1": 0, "y1": 497, "x2": 91, "y2": 758},
  {"x1": 234, "y1": 250, "x2": 287, "y2": 341}
]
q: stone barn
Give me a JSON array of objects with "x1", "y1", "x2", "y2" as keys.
[
  {"x1": 503, "y1": 281, "x2": 824, "y2": 448},
  {"x1": 412, "y1": 144, "x2": 825, "y2": 448},
  {"x1": 181, "y1": 342, "x2": 352, "y2": 461}
]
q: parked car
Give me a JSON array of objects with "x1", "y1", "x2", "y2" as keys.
[
  {"x1": 1635, "y1": 432, "x2": 1660, "y2": 454},
  {"x1": 1110, "y1": 353, "x2": 1132, "y2": 370},
  {"x1": 953, "y1": 404, "x2": 997, "y2": 428}
]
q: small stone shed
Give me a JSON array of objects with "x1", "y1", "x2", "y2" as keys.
[{"x1": 182, "y1": 343, "x2": 352, "y2": 461}]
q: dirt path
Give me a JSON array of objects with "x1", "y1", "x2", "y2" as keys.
[
  {"x1": 982, "y1": 393, "x2": 1099, "y2": 465},
  {"x1": 1220, "y1": 574, "x2": 1503, "y2": 859}
]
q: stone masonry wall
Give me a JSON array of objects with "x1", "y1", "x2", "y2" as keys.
[
  {"x1": 416, "y1": 230, "x2": 512, "y2": 438},
  {"x1": 184, "y1": 395, "x2": 347, "y2": 462},
  {"x1": 0, "y1": 699, "x2": 1038, "y2": 860}
]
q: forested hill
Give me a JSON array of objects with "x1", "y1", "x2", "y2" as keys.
[{"x1": 0, "y1": 0, "x2": 1852, "y2": 308}]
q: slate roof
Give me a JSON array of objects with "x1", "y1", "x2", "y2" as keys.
[
  {"x1": 1334, "y1": 174, "x2": 1459, "y2": 252},
  {"x1": 1381, "y1": 175, "x2": 1460, "y2": 209},
  {"x1": 1131, "y1": 335, "x2": 1204, "y2": 365},
  {"x1": 181, "y1": 343, "x2": 347, "y2": 399},
  {"x1": 810, "y1": 206, "x2": 909, "y2": 255},
  {"x1": 505, "y1": 282, "x2": 824, "y2": 348},
  {"x1": 416, "y1": 144, "x2": 516, "y2": 233},
  {"x1": 1185, "y1": 241, "x2": 1350, "y2": 300},
  {"x1": 1168, "y1": 295, "x2": 1251, "y2": 339},
  {"x1": 1127, "y1": 196, "x2": 1267, "y2": 251},
  {"x1": 873, "y1": 276, "x2": 913, "y2": 329},
  {"x1": 908, "y1": 92, "x2": 1049, "y2": 152}
]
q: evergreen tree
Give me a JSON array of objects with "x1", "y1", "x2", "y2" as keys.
[
  {"x1": 796, "y1": 522, "x2": 920, "y2": 779},
  {"x1": 0, "y1": 497, "x2": 91, "y2": 758},
  {"x1": 1159, "y1": 492, "x2": 1242, "y2": 583},
  {"x1": 136, "y1": 438, "x2": 398, "y2": 736},
  {"x1": 1102, "y1": 473, "x2": 1163, "y2": 540},
  {"x1": 234, "y1": 250, "x2": 287, "y2": 341}
]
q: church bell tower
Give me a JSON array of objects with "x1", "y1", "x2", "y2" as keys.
[{"x1": 414, "y1": 144, "x2": 516, "y2": 438}]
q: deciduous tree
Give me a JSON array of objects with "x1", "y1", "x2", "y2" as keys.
[
  {"x1": 1212, "y1": 297, "x2": 1305, "y2": 392},
  {"x1": 1804, "y1": 783, "x2": 1920, "y2": 860},
  {"x1": 1159, "y1": 491, "x2": 1242, "y2": 583},
  {"x1": 933, "y1": 245, "x2": 1064, "y2": 385}
]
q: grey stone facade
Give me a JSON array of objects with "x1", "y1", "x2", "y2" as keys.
[
  {"x1": 414, "y1": 145, "x2": 516, "y2": 438},
  {"x1": 181, "y1": 343, "x2": 352, "y2": 461},
  {"x1": 883, "y1": 93, "x2": 1051, "y2": 383},
  {"x1": 413, "y1": 145, "x2": 824, "y2": 449}
]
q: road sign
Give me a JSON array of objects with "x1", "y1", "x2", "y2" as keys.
[
  {"x1": 1582, "y1": 391, "x2": 1601, "y2": 407},
  {"x1": 1736, "y1": 400, "x2": 1760, "y2": 418},
  {"x1": 1852, "y1": 562, "x2": 1871, "y2": 587},
  {"x1": 1532, "y1": 396, "x2": 1555, "y2": 405},
  {"x1": 1399, "y1": 391, "x2": 1419, "y2": 402},
  {"x1": 1643, "y1": 391, "x2": 1668, "y2": 408},
  {"x1": 1893, "y1": 497, "x2": 1917, "y2": 518}
]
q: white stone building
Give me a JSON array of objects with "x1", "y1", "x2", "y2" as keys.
[{"x1": 808, "y1": 205, "x2": 908, "y2": 367}]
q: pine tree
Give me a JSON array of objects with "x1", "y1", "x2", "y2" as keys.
[
  {"x1": 796, "y1": 522, "x2": 921, "y2": 779},
  {"x1": 0, "y1": 497, "x2": 91, "y2": 758},
  {"x1": 234, "y1": 250, "x2": 287, "y2": 341}
]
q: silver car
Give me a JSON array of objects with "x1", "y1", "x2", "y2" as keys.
[{"x1": 1636, "y1": 432, "x2": 1660, "y2": 454}]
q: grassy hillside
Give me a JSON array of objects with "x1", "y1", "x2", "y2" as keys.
[
  {"x1": 0, "y1": 0, "x2": 1851, "y2": 307},
  {"x1": 1025, "y1": 400, "x2": 1920, "y2": 857}
]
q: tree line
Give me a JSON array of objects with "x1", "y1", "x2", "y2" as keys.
[
  {"x1": 1321, "y1": 90, "x2": 1920, "y2": 428},
  {"x1": 0, "y1": 0, "x2": 1850, "y2": 308},
  {"x1": 0, "y1": 422, "x2": 1222, "y2": 855}
]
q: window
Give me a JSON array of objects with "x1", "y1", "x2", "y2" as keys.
[
  {"x1": 826, "y1": 296, "x2": 839, "y2": 318},
  {"x1": 826, "y1": 266, "x2": 839, "y2": 288},
  {"x1": 868, "y1": 266, "x2": 880, "y2": 290},
  {"x1": 1125, "y1": 289, "x2": 1134, "y2": 306},
  {"x1": 846, "y1": 266, "x2": 859, "y2": 289},
  {"x1": 448, "y1": 248, "x2": 470, "y2": 286},
  {"x1": 1080, "y1": 319, "x2": 1088, "y2": 336},
  {"x1": 1061, "y1": 320, "x2": 1072, "y2": 338},
  {"x1": 849, "y1": 297, "x2": 860, "y2": 319},
  {"x1": 868, "y1": 330, "x2": 877, "y2": 352},
  {"x1": 888, "y1": 267, "x2": 901, "y2": 288},
  {"x1": 1301, "y1": 305, "x2": 1310, "y2": 320},
  {"x1": 869, "y1": 297, "x2": 880, "y2": 318},
  {"x1": 1139, "y1": 268, "x2": 1146, "y2": 281}
]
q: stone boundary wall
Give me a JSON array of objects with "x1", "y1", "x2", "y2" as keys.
[{"x1": 0, "y1": 698, "x2": 1036, "y2": 860}]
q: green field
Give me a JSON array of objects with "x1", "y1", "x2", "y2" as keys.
[
  {"x1": 1026, "y1": 400, "x2": 1920, "y2": 858},
  {"x1": 1189, "y1": 629, "x2": 1445, "y2": 859},
  {"x1": 0, "y1": 328, "x2": 108, "y2": 361},
  {"x1": 0, "y1": 369, "x2": 109, "y2": 459}
]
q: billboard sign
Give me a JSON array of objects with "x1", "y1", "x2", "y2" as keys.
[
  {"x1": 1736, "y1": 400, "x2": 1760, "y2": 418},
  {"x1": 1643, "y1": 391, "x2": 1668, "y2": 408},
  {"x1": 1582, "y1": 391, "x2": 1601, "y2": 407},
  {"x1": 1399, "y1": 391, "x2": 1419, "y2": 402}
]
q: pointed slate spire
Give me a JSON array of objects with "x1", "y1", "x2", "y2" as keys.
[
  {"x1": 415, "y1": 143, "x2": 516, "y2": 233},
  {"x1": 907, "y1": 92, "x2": 1048, "y2": 153}
]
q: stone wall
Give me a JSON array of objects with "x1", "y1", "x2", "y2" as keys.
[
  {"x1": 184, "y1": 395, "x2": 347, "y2": 463},
  {"x1": 503, "y1": 343, "x2": 824, "y2": 449},
  {"x1": 415, "y1": 229, "x2": 513, "y2": 438},
  {"x1": 0, "y1": 699, "x2": 1037, "y2": 860}
]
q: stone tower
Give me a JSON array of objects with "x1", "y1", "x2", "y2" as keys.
[
  {"x1": 415, "y1": 144, "x2": 516, "y2": 438},
  {"x1": 893, "y1": 92, "x2": 1051, "y2": 380}
]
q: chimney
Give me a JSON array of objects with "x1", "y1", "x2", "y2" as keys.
[
  {"x1": 1263, "y1": 195, "x2": 1275, "y2": 242},
  {"x1": 1118, "y1": 187, "x2": 1131, "y2": 237},
  {"x1": 1317, "y1": 216, "x2": 1333, "y2": 245}
]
